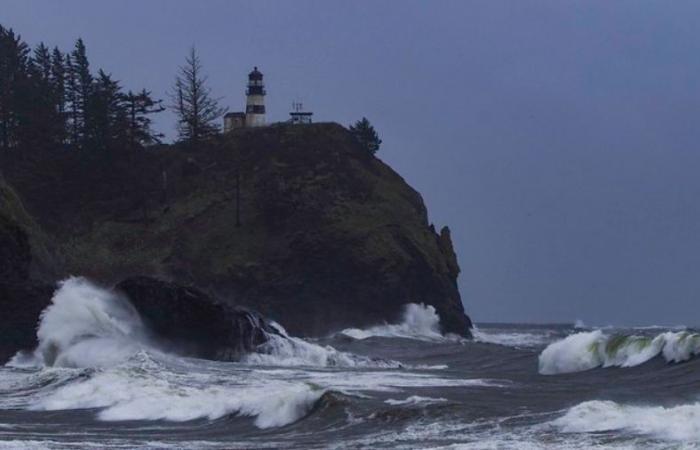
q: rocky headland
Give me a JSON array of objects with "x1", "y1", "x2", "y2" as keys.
[{"x1": 0, "y1": 123, "x2": 472, "y2": 362}]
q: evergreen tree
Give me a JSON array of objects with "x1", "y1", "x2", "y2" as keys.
[
  {"x1": 19, "y1": 42, "x2": 64, "y2": 149},
  {"x1": 0, "y1": 26, "x2": 162, "y2": 157},
  {"x1": 170, "y1": 47, "x2": 226, "y2": 145},
  {"x1": 349, "y1": 117, "x2": 382, "y2": 155},
  {"x1": 64, "y1": 53, "x2": 80, "y2": 146},
  {"x1": 50, "y1": 47, "x2": 66, "y2": 144},
  {"x1": 124, "y1": 89, "x2": 164, "y2": 148},
  {"x1": 0, "y1": 25, "x2": 30, "y2": 152},
  {"x1": 32, "y1": 43, "x2": 52, "y2": 83},
  {"x1": 85, "y1": 70, "x2": 128, "y2": 152},
  {"x1": 69, "y1": 38, "x2": 92, "y2": 148}
]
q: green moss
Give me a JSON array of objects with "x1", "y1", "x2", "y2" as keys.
[
  {"x1": 0, "y1": 177, "x2": 33, "y2": 227},
  {"x1": 0, "y1": 177, "x2": 57, "y2": 278}
]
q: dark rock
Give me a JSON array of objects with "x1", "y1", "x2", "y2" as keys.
[
  {"x1": 0, "y1": 282, "x2": 53, "y2": 363},
  {"x1": 0, "y1": 178, "x2": 53, "y2": 363},
  {"x1": 117, "y1": 276, "x2": 280, "y2": 360},
  {"x1": 0, "y1": 215, "x2": 30, "y2": 282}
]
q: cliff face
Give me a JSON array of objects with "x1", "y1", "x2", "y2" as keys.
[
  {"x1": 0, "y1": 177, "x2": 53, "y2": 362},
  {"x1": 5, "y1": 123, "x2": 473, "y2": 337}
]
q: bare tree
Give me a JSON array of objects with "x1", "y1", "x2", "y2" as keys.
[{"x1": 170, "y1": 47, "x2": 226, "y2": 145}]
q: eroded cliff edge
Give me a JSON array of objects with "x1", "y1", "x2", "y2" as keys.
[{"x1": 3, "y1": 123, "x2": 472, "y2": 339}]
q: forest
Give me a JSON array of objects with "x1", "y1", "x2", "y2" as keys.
[{"x1": 0, "y1": 25, "x2": 168, "y2": 159}]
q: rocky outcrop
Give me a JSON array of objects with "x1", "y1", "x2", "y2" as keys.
[
  {"x1": 0, "y1": 178, "x2": 53, "y2": 363},
  {"x1": 0, "y1": 214, "x2": 30, "y2": 281},
  {"x1": 4, "y1": 123, "x2": 473, "y2": 339},
  {"x1": 117, "y1": 276, "x2": 280, "y2": 360}
]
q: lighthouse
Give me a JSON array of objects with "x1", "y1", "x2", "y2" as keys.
[{"x1": 245, "y1": 67, "x2": 266, "y2": 127}]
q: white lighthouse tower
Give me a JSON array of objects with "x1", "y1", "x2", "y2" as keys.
[{"x1": 245, "y1": 67, "x2": 266, "y2": 127}]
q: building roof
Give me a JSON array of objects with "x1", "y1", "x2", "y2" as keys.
[
  {"x1": 290, "y1": 111, "x2": 313, "y2": 116},
  {"x1": 248, "y1": 66, "x2": 263, "y2": 80}
]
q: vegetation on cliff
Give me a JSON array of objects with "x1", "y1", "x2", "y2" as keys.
[
  {"x1": 0, "y1": 177, "x2": 54, "y2": 362},
  {"x1": 3, "y1": 123, "x2": 472, "y2": 337}
]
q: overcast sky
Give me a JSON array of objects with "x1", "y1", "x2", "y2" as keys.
[{"x1": 4, "y1": 0, "x2": 700, "y2": 326}]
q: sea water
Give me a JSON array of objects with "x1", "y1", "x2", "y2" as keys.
[{"x1": 1, "y1": 279, "x2": 699, "y2": 449}]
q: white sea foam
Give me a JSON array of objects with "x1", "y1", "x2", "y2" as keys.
[
  {"x1": 10, "y1": 277, "x2": 401, "y2": 371},
  {"x1": 21, "y1": 353, "x2": 496, "y2": 428},
  {"x1": 243, "y1": 322, "x2": 402, "y2": 368},
  {"x1": 3, "y1": 278, "x2": 506, "y2": 432},
  {"x1": 18, "y1": 277, "x2": 152, "y2": 369},
  {"x1": 553, "y1": 400, "x2": 700, "y2": 442},
  {"x1": 384, "y1": 395, "x2": 448, "y2": 406},
  {"x1": 538, "y1": 330, "x2": 700, "y2": 374},
  {"x1": 5, "y1": 346, "x2": 498, "y2": 430},
  {"x1": 31, "y1": 364, "x2": 324, "y2": 428},
  {"x1": 340, "y1": 303, "x2": 459, "y2": 342},
  {"x1": 472, "y1": 327, "x2": 554, "y2": 348},
  {"x1": 284, "y1": 370, "x2": 503, "y2": 393}
]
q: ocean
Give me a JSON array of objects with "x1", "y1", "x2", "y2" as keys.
[{"x1": 1, "y1": 279, "x2": 699, "y2": 449}]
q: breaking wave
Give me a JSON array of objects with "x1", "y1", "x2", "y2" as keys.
[
  {"x1": 472, "y1": 327, "x2": 555, "y2": 348},
  {"x1": 10, "y1": 277, "x2": 153, "y2": 369},
  {"x1": 384, "y1": 395, "x2": 448, "y2": 406},
  {"x1": 29, "y1": 353, "x2": 325, "y2": 429},
  {"x1": 10, "y1": 277, "x2": 398, "y2": 370},
  {"x1": 553, "y1": 400, "x2": 700, "y2": 442},
  {"x1": 242, "y1": 322, "x2": 402, "y2": 368},
  {"x1": 538, "y1": 329, "x2": 700, "y2": 375},
  {"x1": 340, "y1": 303, "x2": 457, "y2": 342},
  {"x1": 2, "y1": 277, "x2": 416, "y2": 429}
]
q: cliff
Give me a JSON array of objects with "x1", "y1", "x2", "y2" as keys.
[
  {"x1": 0, "y1": 177, "x2": 54, "y2": 362},
  {"x1": 3, "y1": 123, "x2": 472, "y2": 339}
]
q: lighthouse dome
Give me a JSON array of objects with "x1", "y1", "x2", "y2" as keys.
[{"x1": 248, "y1": 67, "x2": 263, "y2": 80}]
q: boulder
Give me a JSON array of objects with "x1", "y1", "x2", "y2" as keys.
[{"x1": 117, "y1": 276, "x2": 280, "y2": 360}]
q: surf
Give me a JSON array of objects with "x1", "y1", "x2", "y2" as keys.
[
  {"x1": 339, "y1": 303, "x2": 461, "y2": 342},
  {"x1": 553, "y1": 400, "x2": 700, "y2": 442},
  {"x1": 538, "y1": 329, "x2": 700, "y2": 374}
]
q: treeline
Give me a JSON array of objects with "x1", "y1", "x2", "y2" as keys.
[
  {"x1": 0, "y1": 25, "x2": 163, "y2": 157},
  {"x1": 1, "y1": 23, "x2": 382, "y2": 163}
]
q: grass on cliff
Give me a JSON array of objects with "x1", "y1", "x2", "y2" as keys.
[{"x1": 0, "y1": 176, "x2": 58, "y2": 280}]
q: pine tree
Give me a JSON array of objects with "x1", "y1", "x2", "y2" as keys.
[
  {"x1": 64, "y1": 53, "x2": 80, "y2": 146},
  {"x1": 170, "y1": 47, "x2": 226, "y2": 145},
  {"x1": 85, "y1": 70, "x2": 128, "y2": 152},
  {"x1": 50, "y1": 47, "x2": 66, "y2": 145},
  {"x1": 124, "y1": 89, "x2": 164, "y2": 148},
  {"x1": 32, "y1": 43, "x2": 52, "y2": 83},
  {"x1": 69, "y1": 38, "x2": 92, "y2": 148},
  {"x1": 0, "y1": 25, "x2": 30, "y2": 152},
  {"x1": 19, "y1": 42, "x2": 63, "y2": 150},
  {"x1": 349, "y1": 117, "x2": 382, "y2": 155}
]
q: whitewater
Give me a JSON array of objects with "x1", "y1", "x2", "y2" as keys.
[
  {"x1": 2, "y1": 279, "x2": 700, "y2": 449},
  {"x1": 538, "y1": 328, "x2": 700, "y2": 374}
]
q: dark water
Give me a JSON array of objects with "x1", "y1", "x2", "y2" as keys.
[{"x1": 1, "y1": 282, "x2": 700, "y2": 449}]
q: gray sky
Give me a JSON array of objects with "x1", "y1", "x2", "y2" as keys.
[{"x1": 4, "y1": 0, "x2": 700, "y2": 326}]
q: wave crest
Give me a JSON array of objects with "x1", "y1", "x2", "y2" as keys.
[
  {"x1": 243, "y1": 323, "x2": 402, "y2": 368},
  {"x1": 10, "y1": 276, "x2": 399, "y2": 370},
  {"x1": 553, "y1": 400, "x2": 700, "y2": 442},
  {"x1": 29, "y1": 353, "x2": 325, "y2": 428},
  {"x1": 340, "y1": 303, "x2": 454, "y2": 341},
  {"x1": 27, "y1": 277, "x2": 151, "y2": 368},
  {"x1": 538, "y1": 330, "x2": 700, "y2": 375}
]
